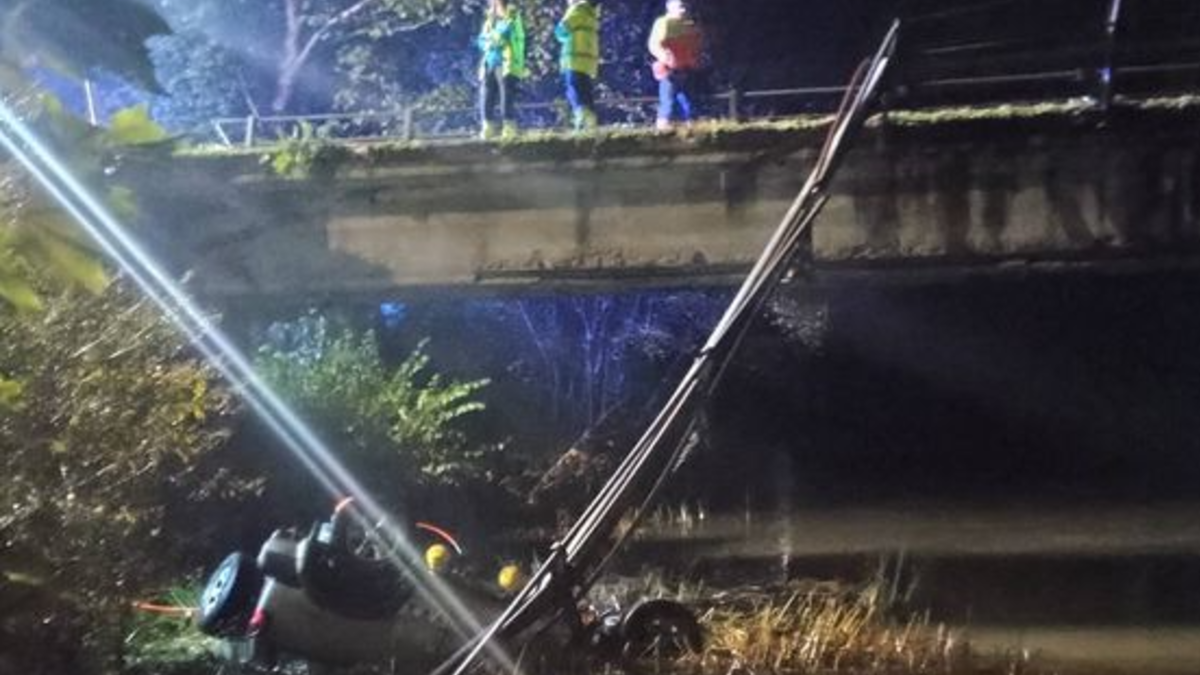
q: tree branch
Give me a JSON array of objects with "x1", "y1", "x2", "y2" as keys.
[
  {"x1": 296, "y1": 0, "x2": 376, "y2": 68},
  {"x1": 283, "y1": 0, "x2": 300, "y2": 66}
]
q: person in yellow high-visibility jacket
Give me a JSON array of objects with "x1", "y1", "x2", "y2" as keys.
[
  {"x1": 648, "y1": 0, "x2": 703, "y2": 130},
  {"x1": 477, "y1": 0, "x2": 527, "y2": 140},
  {"x1": 555, "y1": 0, "x2": 600, "y2": 132}
]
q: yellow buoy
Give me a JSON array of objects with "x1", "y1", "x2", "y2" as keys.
[
  {"x1": 425, "y1": 543, "x2": 451, "y2": 573},
  {"x1": 497, "y1": 564, "x2": 525, "y2": 592}
]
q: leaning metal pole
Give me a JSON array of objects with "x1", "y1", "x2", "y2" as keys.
[{"x1": 435, "y1": 18, "x2": 902, "y2": 675}]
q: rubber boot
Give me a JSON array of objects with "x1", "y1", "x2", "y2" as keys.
[
  {"x1": 501, "y1": 120, "x2": 519, "y2": 140},
  {"x1": 573, "y1": 108, "x2": 598, "y2": 133},
  {"x1": 480, "y1": 120, "x2": 499, "y2": 140}
]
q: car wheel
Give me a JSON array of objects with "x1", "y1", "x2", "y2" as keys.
[
  {"x1": 621, "y1": 599, "x2": 703, "y2": 659},
  {"x1": 196, "y1": 552, "x2": 262, "y2": 637}
]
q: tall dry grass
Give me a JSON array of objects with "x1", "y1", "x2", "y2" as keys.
[{"x1": 689, "y1": 581, "x2": 972, "y2": 674}]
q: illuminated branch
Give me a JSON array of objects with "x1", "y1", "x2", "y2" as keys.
[{"x1": 273, "y1": 0, "x2": 438, "y2": 112}]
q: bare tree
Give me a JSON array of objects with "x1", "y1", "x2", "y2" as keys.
[
  {"x1": 154, "y1": 0, "x2": 467, "y2": 113},
  {"x1": 271, "y1": 0, "x2": 463, "y2": 111}
]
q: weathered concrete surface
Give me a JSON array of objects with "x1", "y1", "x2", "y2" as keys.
[{"x1": 126, "y1": 109, "x2": 1200, "y2": 303}]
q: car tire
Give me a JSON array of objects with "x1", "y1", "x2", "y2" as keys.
[
  {"x1": 621, "y1": 599, "x2": 703, "y2": 659},
  {"x1": 196, "y1": 552, "x2": 262, "y2": 637}
]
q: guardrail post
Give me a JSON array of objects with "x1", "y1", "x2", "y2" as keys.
[
  {"x1": 242, "y1": 115, "x2": 256, "y2": 147},
  {"x1": 727, "y1": 89, "x2": 741, "y2": 121},
  {"x1": 401, "y1": 106, "x2": 415, "y2": 141},
  {"x1": 213, "y1": 121, "x2": 232, "y2": 147}
]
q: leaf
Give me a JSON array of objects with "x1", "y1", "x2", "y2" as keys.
[
  {"x1": 32, "y1": 234, "x2": 108, "y2": 295},
  {"x1": 0, "y1": 376, "x2": 25, "y2": 408},
  {"x1": 13, "y1": 216, "x2": 108, "y2": 295},
  {"x1": 107, "y1": 105, "x2": 170, "y2": 146},
  {"x1": 190, "y1": 377, "x2": 208, "y2": 421},
  {"x1": 0, "y1": 261, "x2": 43, "y2": 313}
]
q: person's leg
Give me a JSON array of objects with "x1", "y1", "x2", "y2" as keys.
[
  {"x1": 657, "y1": 75, "x2": 675, "y2": 130},
  {"x1": 501, "y1": 75, "x2": 519, "y2": 138},
  {"x1": 675, "y1": 71, "x2": 694, "y2": 124},
  {"x1": 480, "y1": 69, "x2": 500, "y2": 139},
  {"x1": 577, "y1": 73, "x2": 597, "y2": 131},
  {"x1": 564, "y1": 71, "x2": 582, "y2": 129}
]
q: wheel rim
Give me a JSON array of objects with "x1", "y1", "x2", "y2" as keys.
[{"x1": 202, "y1": 559, "x2": 235, "y2": 616}]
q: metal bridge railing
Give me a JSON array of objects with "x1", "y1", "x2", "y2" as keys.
[
  {"x1": 208, "y1": 85, "x2": 851, "y2": 148},
  {"x1": 208, "y1": 59, "x2": 1200, "y2": 148}
]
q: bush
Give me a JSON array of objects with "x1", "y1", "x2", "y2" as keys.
[
  {"x1": 0, "y1": 278, "x2": 252, "y2": 673},
  {"x1": 254, "y1": 315, "x2": 491, "y2": 491}
]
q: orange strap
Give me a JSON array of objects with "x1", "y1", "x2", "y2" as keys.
[{"x1": 131, "y1": 601, "x2": 196, "y2": 617}]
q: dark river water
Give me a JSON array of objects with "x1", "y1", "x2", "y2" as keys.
[
  {"x1": 619, "y1": 502, "x2": 1200, "y2": 674},
  {"x1": 433, "y1": 270, "x2": 1200, "y2": 672}
]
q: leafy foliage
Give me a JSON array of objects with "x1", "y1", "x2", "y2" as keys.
[
  {"x1": 0, "y1": 97, "x2": 174, "y2": 405},
  {"x1": 0, "y1": 0, "x2": 173, "y2": 403},
  {"x1": 148, "y1": 32, "x2": 249, "y2": 132},
  {"x1": 0, "y1": 278, "x2": 252, "y2": 674},
  {"x1": 259, "y1": 121, "x2": 351, "y2": 179},
  {"x1": 254, "y1": 315, "x2": 490, "y2": 487},
  {"x1": 154, "y1": 0, "x2": 482, "y2": 114},
  {"x1": 0, "y1": 23, "x2": 169, "y2": 318},
  {"x1": 0, "y1": 0, "x2": 171, "y2": 92},
  {"x1": 107, "y1": 104, "x2": 171, "y2": 145}
]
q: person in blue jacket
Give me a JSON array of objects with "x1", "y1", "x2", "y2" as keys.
[{"x1": 477, "y1": 0, "x2": 527, "y2": 139}]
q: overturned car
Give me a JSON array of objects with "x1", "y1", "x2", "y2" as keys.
[{"x1": 195, "y1": 499, "x2": 701, "y2": 671}]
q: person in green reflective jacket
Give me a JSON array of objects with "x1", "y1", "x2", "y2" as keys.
[
  {"x1": 555, "y1": 0, "x2": 600, "y2": 132},
  {"x1": 477, "y1": 0, "x2": 527, "y2": 140}
]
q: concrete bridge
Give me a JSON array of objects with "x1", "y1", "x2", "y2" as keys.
[{"x1": 125, "y1": 101, "x2": 1200, "y2": 308}]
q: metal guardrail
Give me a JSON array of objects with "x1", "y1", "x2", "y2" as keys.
[
  {"x1": 208, "y1": 57, "x2": 1200, "y2": 148},
  {"x1": 209, "y1": 85, "x2": 851, "y2": 147}
]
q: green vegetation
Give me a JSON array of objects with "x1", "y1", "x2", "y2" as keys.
[
  {"x1": 255, "y1": 316, "x2": 491, "y2": 488},
  {"x1": 262, "y1": 120, "x2": 351, "y2": 180},
  {"x1": 0, "y1": 278, "x2": 254, "y2": 674},
  {"x1": 0, "y1": 98, "x2": 173, "y2": 408},
  {"x1": 123, "y1": 585, "x2": 220, "y2": 675}
]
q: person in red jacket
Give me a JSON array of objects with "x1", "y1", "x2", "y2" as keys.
[{"x1": 648, "y1": 0, "x2": 703, "y2": 130}]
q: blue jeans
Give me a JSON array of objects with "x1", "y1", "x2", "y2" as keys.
[
  {"x1": 564, "y1": 71, "x2": 595, "y2": 115},
  {"x1": 481, "y1": 69, "x2": 517, "y2": 124},
  {"x1": 658, "y1": 70, "x2": 695, "y2": 122}
]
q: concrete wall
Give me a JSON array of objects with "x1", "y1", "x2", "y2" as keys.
[{"x1": 127, "y1": 112, "x2": 1200, "y2": 303}]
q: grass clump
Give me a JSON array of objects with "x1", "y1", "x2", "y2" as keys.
[
  {"x1": 691, "y1": 582, "x2": 971, "y2": 675},
  {"x1": 589, "y1": 574, "x2": 1012, "y2": 675},
  {"x1": 122, "y1": 585, "x2": 220, "y2": 675}
]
